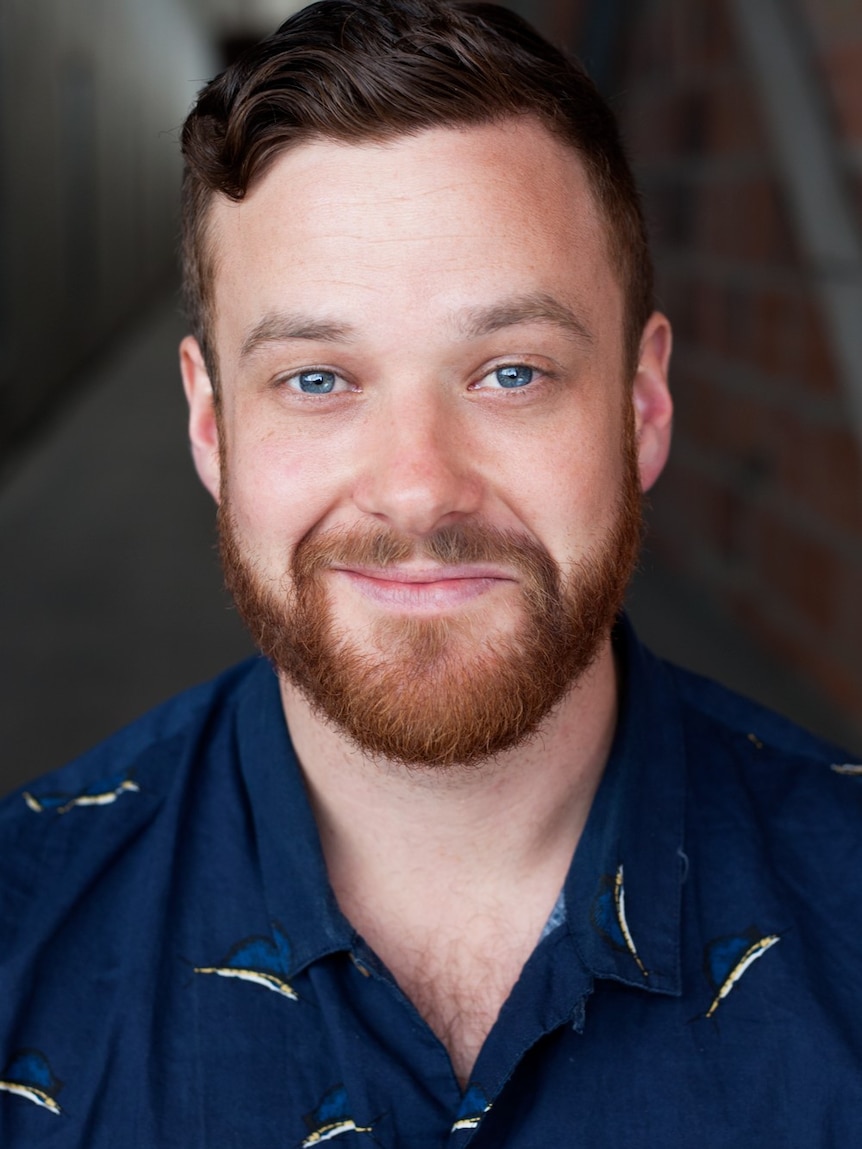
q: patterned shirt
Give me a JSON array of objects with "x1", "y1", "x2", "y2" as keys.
[{"x1": 2, "y1": 620, "x2": 862, "y2": 1146}]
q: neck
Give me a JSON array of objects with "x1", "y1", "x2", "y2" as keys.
[
  {"x1": 280, "y1": 640, "x2": 618, "y2": 1088},
  {"x1": 280, "y1": 638, "x2": 618, "y2": 907}
]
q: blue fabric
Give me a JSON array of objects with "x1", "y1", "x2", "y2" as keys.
[{"x1": 2, "y1": 621, "x2": 862, "y2": 1146}]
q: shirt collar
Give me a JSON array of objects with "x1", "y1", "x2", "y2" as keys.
[
  {"x1": 235, "y1": 617, "x2": 686, "y2": 995},
  {"x1": 561, "y1": 617, "x2": 685, "y2": 996}
]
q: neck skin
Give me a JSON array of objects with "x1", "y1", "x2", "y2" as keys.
[
  {"x1": 280, "y1": 637, "x2": 618, "y2": 934},
  {"x1": 280, "y1": 637, "x2": 618, "y2": 1089}
]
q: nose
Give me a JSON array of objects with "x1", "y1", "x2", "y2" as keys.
[{"x1": 353, "y1": 390, "x2": 482, "y2": 537}]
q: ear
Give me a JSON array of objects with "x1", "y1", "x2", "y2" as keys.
[
  {"x1": 179, "y1": 335, "x2": 222, "y2": 504},
  {"x1": 631, "y1": 312, "x2": 673, "y2": 493}
]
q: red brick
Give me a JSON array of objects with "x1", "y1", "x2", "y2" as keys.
[
  {"x1": 797, "y1": 297, "x2": 841, "y2": 395},
  {"x1": 773, "y1": 416, "x2": 862, "y2": 537},
  {"x1": 666, "y1": 0, "x2": 735, "y2": 73},
  {"x1": 673, "y1": 369, "x2": 776, "y2": 468},
  {"x1": 708, "y1": 77, "x2": 765, "y2": 155},
  {"x1": 645, "y1": 511, "x2": 692, "y2": 575},
  {"x1": 800, "y1": 0, "x2": 862, "y2": 41},
  {"x1": 657, "y1": 270, "x2": 695, "y2": 341},
  {"x1": 665, "y1": 3, "x2": 693, "y2": 74},
  {"x1": 625, "y1": 0, "x2": 676, "y2": 78},
  {"x1": 748, "y1": 180, "x2": 797, "y2": 263},
  {"x1": 808, "y1": 655, "x2": 862, "y2": 716},
  {"x1": 734, "y1": 596, "x2": 862, "y2": 714},
  {"x1": 699, "y1": 1, "x2": 736, "y2": 69},
  {"x1": 692, "y1": 179, "x2": 795, "y2": 264},
  {"x1": 675, "y1": 88, "x2": 711, "y2": 156},
  {"x1": 692, "y1": 280, "x2": 727, "y2": 352},
  {"x1": 660, "y1": 178, "x2": 699, "y2": 248},
  {"x1": 545, "y1": 0, "x2": 589, "y2": 45},
  {"x1": 818, "y1": 42, "x2": 862, "y2": 141},
  {"x1": 623, "y1": 89, "x2": 680, "y2": 162},
  {"x1": 723, "y1": 282, "x2": 757, "y2": 361},
  {"x1": 649, "y1": 452, "x2": 744, "y2": 567},
  {"x1": 701, "y1": 181, "x2": 743, "y2": 256},
  {"x1": 752, "y1": 289, "x2": 804, "y2": 377},
  {"x1": 646, "y1": 464, "x2": 701, "y2": 573},
  {"x1": 837, "y1": 553, "x2": 862, "y2": 655},
  {"x1": 751, "y1": 508, "x2": 841, "y2": 633},
  {"x1": 670, "y1": 368, "x2": 718, "y2": 448}
]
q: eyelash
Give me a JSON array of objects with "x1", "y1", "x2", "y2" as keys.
[
  {"x1": 278, "y1": 368, "x2": 353, "y2": 396},
  {"x1": 470, "y1": 362, "x2": 549, "y2": 392},
  {"x1": 275, "y1": 360, "x2": 554, "y2": 397}
]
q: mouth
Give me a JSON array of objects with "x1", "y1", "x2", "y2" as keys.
[{"x1": 328, "y1": 564, "x2": 517, "y2": 612}]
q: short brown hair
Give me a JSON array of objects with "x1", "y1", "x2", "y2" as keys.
[{"x1": 181, "y1": 0, "x2": 653, "y2": 383}]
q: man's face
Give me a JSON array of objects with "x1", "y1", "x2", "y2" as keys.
[{"x1": 182, "y1": 119, "x2": 672, "y2": 766}]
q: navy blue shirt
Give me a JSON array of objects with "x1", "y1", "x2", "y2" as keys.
[{"x1": 2, "y1": 623, "x2": 862, "y2": 1146}]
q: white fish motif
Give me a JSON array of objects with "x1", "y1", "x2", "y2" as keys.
[
  {"x1": 0, "y1": 1079, "x2": 62, "y2": 1115},
  {"x1": 23, "y1": 777, "x2": 139, "y2": 814},
  {"x1": 614, "y1": 865, "x2": 648, "y2": 977},
  {"x1": 704, "y1": 934, "x2": 780, "y2": 1019},
  {"x1": 301, "y1": 1119, "x2": 374, "y2": 1145}
]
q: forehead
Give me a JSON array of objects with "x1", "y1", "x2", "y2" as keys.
[{"x1": 206, "y1": 118, "x2": 623, "y2": 360}]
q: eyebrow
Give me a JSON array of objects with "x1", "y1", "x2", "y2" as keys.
[
  {"x1": 240, "y1": 312, "x2": 357, "y2": 360},
  {"x1": 460, "y1": 292, "x2": 594, "y2": 345},
  {"x1": 239, "y1": 291, "x2": 593, "y2": 361}
]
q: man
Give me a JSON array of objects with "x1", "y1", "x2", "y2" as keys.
[{"x1": 1, "y1": 1, "x2": 861, "y2": 1144}]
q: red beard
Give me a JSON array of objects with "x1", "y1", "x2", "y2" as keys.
[{"x1": 218, "y1": 431, "x2": 642, "y2": 768}]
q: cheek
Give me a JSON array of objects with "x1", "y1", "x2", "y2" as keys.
[
  {"x1": 220, "y1": 421, "x2": 342, "y2": 556},
  {"x1": 499, "y1": 414, "x2": 627, "y2": 554}
]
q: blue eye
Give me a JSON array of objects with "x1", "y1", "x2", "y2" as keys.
[
  {"x1": 296, "y1": 370, "x2": 337, "y2": 394},
  {"x1": 495, "y1": 365, "x2": 534, "y2": 388}
]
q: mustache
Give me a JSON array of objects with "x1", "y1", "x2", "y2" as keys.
[{"x1": 292, "y1": 521, "x2": 562, "y2": 594}]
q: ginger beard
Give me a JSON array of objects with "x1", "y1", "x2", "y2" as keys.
[{"x1": 218, "y1": 421, "x2": 643, "y2": 769}]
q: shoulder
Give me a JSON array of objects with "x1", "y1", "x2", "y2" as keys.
[
  {"x1": 666, "y1": 658, "x2": 862, "y2": 850},
  {"x1": 0, "y1": 657, "x2": 273, "y2": 945},
  {"x1": 2, "y1": 657, "x2": 268, "y2": 815},
  {"x1": 668, "y1": 660, "x2": 854, "y2": 763}
]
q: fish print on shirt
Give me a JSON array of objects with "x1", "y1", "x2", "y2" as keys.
[
  {"x1": 451, "y1": 1083, "x2": 492, "y2": 1132},
  {"x1": 195, "y1": 921, "x2": 299, "y2": 1001},
  {"x1": 590, "y1": 864, "x2": 648, "y2": 977},
  {"x1": 298, "y1": 1085, "x2": 375, "y2": 1146},
  {"x1": 23, "y1": 771, "x2": 139, "y2": 814},
  {"x1": 0, "y1": 1050, "x2": 63, "y2": 1115},
  {"x1": 700, "y1": 928, "x2": 781, "y2": 1019}
]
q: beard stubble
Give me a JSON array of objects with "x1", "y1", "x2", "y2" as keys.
[{"x1": 218, "y1": 427, "x2": 643, "y2": 769}]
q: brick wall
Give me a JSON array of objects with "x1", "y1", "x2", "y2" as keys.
[{"x1": 550, "y1": 0, "x2": 862, "y2": 728}]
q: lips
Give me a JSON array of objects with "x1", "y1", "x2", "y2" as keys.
[
  {"x1": 330, "y1": 565, "x2": 515, "y2": 611},
  {"x1": 332, "y1": 563, "x2": 516, "y2": 583}
]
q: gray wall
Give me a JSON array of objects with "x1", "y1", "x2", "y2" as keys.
[{"x1": 0, "y1": 0, "x2": 217, "y2": 463}]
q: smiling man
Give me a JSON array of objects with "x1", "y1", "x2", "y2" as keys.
[
  {"x1": 188, "y1": 120, "x2": 663, "y2": 775},
  {"x1": 2, "y1": 2, "x2": 862, "y2": 1146}
]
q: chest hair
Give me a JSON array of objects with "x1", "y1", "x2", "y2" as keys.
[{"x1": 360, "y1": 910, "x2": 538, "y2": 1088}]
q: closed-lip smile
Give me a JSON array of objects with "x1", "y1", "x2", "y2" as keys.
[{"x1": 329, "y1": 563, "x2": 517, "y2": 611}]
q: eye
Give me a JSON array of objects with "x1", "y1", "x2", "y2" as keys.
[
  {"x1": 471, "y1": 364, "x2": 538, "y2": 391},
  {"x1": 468, "y1": 360, "x2": 549, "y2": 397},
  {"x1": 281, "y1": 368, "x2": 353, "y2": 395},
  {"x1": 299, "y1": 370, "x2": 335, "y2": 394},
  {"x1": 494, "y1": 365, "x2": 535, "y2": 388}
]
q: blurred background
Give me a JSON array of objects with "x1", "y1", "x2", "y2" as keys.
[{"x1": 2, "y1": 0, "x2": 861, "y2": 796}]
